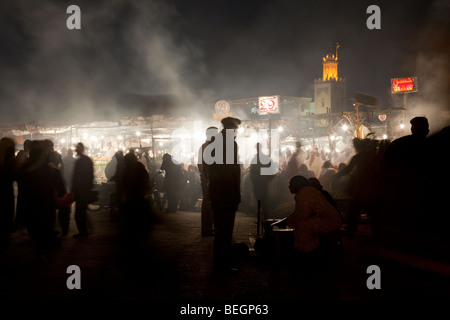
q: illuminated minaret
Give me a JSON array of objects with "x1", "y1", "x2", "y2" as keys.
[
  {"x1": 314, "y1": 43, "x2": 346, "y2": 114},
  {"x1": 322, "y1": 43, "x2": 339, "y2": 80}
]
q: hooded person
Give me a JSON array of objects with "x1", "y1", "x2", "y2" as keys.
[{"x1": 286, "y1": 175, "x2": 342, "y2": 253}]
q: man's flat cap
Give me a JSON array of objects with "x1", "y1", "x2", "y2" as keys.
[{"x1": 221, "y1": 117, "x2": 241, "y2": 129}]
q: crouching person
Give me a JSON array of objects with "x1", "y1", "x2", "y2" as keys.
[{"x1": 286, "y1": 175, "x2": 342, "y2": 260}]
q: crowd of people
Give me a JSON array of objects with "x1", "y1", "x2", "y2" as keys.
[{"x1": 1, "y1": 115, "x2": 449, "y2": 274}]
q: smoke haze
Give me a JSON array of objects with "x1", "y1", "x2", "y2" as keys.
[{"x1": 0, "y1": 0, "x2": 448, "y2": 131}]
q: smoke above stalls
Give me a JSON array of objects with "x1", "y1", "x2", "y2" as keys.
[
  {"x1": 0, "y1": 0, "x2": 211, "y2": 124},
  {"x1": 391, "y1": 0, "x2": 450, "y2": 133}
]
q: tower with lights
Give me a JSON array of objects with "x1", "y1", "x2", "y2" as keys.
[{"x1": 314, "y1": 43, "x2": 347, "y2": 114}]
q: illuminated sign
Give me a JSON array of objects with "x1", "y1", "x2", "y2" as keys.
[
  {"x1": 259, "y1": 95, "x2": 280, "y2": 115},
  {"x1": 391, "y1": 77, "x2": 418, "y2": 94}
]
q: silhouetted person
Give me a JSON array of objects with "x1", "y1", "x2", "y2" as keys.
[
  {"x1": 208, "y1": 117, "x2": 242, "y2": 275},
  {"x1": 109, "y1": 150, "x2": 126, "y2": 219},
  {"x1": 380, "y1": 116, "x2": 429, "y2": 186},
  {"x1": 160, "y1": 153, "x2": 184, "y2": 213},
  {"x1": 424, "y1": 126, "x2": 450, "y2": 237},
  {"x1": 71, "y1": 143, "x2": 94, "y2": 238},
  {"x1": 14, "y1": 139, "x2": 32, "y2": 228},
  {"x1": 17, "y1": 140, "x2": 61, "y2": 255},
  {"x1": 379, "y1": 116, "x2": 430, "y2": 230},
  {"x1": 198, "y1": 126, "x2": 218, "y2": 236},
  {"x1": 250, "y1": 143, "x2": 276, "y2": 219},
  {"x1": 45, "y1": 140, "x2": 70, "y2": 236},
  {"x1": 0, "y1": 138, "x2": 16, "y2": 259}
]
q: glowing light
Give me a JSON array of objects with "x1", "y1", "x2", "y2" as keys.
[
  {"x1": 118, "y1": 135, "x2": 123, "y2": 140},
  {"x1": 330, "y1": 135, "x2": 336, "y2": 141},
  {"x1": 399, "y1": 123, "x2": 405, "y2": 129},
  {"x1": 136, "y1": 131, "x2": 141, "y2": 137},
  {"x1": 383, "y1": 134, "x2": 387, "y2": 139},
  {"x1": 342, "y1": 124, "x2": 348, "y2": 131},
  {"x1": 278, "y1": 126, "x2": 283, "y2": 132},
  {"x1": 237, "y1": 127, "x2": 245, "y2": 133},
  {"x1": 61, "y1": 139, "x2": 66, "y2": 143}
]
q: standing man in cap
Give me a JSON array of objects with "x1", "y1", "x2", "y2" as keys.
[{"x1": 208, "y1": 117, "x2": 242, "y2": 274}]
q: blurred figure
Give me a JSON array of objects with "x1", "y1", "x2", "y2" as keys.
[
  {"x1": 333, "y1": 138, "x2": 374, "y2": 234},
  {"x1": 184, "y1": 164, "x2": 202, "y2": 211},
  {"x1": 0, "y1": 137, "x2": 16, "y2": 259},
  {"x1": 318, "y1": 160, "x2": 337, "y2": 193},
  {"x1": 286, "y1": 175, "x2": 342, "y2": 254},
  {"x1": 62, "y1": 149, "x2": 76, "y2": 191},
  {"x1": 208, "y1": 117, "x2": 242, "y2": 274},
  {"x1": 118, "y1": 152, "x2": 152, "y2": 239},
  {"x1": 198, "y1": 126, "x2": 218, "y2": 236},
  {"x1": 71, "y1": 143, "x2": 94, "y2": 238},
  {"x1": 250, "y1": 143, "x2": 276, "y2": 219},
  {"x1": 305, "y1": 147, "x2": 323, "y2": 179},
  {"x1": 283, "y1": 141, "x2": 306, "y2": 180},
  {"x1": 160, "y1": 153, "x2": 184, "y2": 213},
  {"x1": 298, "y1": 163, "x2": 316, "y2": 179}
]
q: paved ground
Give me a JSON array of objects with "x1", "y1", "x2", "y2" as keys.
[{"x1": 1, "y1": 204, "x2": 449, "y2": 312}]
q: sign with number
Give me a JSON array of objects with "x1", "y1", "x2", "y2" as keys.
[
  {"x1": 215, "y1": 100, "x2": 230, "y2": 115},
  {"x1": 258, "y1": 95, "x2": 280, "y2": 115}
]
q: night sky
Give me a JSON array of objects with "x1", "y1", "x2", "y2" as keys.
[{"x1": 0, "y1": 0, "x2": 448, "y2": 127}]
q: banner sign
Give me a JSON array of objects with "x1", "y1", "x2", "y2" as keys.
[{"x1": 258, "y1": 95, "x2": 280, "y2": 115}]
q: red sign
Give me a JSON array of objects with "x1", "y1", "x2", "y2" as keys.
[
  {"x1": 378, "y1": 114, "x2": 386, "y2": 121},
  {"x1": 391, "y1": 77, "x2": 418, "y2": 94},
  {"x1": 259, "y1": 95, "x2": 280, "y2": 115}
]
